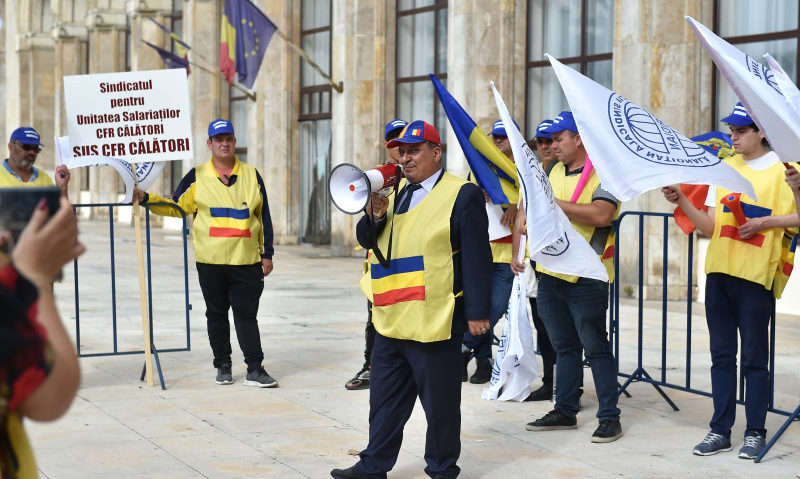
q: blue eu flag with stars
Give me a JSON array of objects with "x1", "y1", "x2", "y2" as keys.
[{"x1": 226, "y1": 0, "x2": 277, "y2": 89}]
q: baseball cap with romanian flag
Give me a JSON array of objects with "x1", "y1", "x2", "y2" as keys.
[{"x1": 385, "y1": 120, "x2": 441, "y2": 148}]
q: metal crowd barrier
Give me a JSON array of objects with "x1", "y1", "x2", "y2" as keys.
[
  {"x1": 611, "y1": 210, "x2": 795, "y2": 462},
  {"x1": 71, "y1": 202, "x2": 192, "y2": 390}
]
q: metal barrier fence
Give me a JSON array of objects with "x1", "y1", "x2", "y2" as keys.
[
  {"x1": 72, "y1": 202, "x2": 192, "y2": 389},
  {"x1": 611, "y1": 210, "x2": 797, "y2": 462}
]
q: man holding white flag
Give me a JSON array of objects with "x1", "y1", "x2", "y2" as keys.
[
  {"x1": 521, "y1": 111, "x2": 623, "y2": 443},
  {"x1": 546, "y1": 54, "x2": 756, "y2": 201},
  {"x1": 663, "y1": 101, "x2": 799, "y2": 458}
]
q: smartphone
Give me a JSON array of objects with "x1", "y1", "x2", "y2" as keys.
[{"x1": 0, "y1": 187, "x2": 61, "y2": 254}]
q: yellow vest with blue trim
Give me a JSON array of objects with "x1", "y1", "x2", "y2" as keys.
[
  {"x1": 0, "y1": 161, "x2": 54, "y2": 188},
  {"x1": 369, "y1": 173, "x2": 464, "y2": 342},
  {"x1": 536, "y1": 162, "x2": 619, "y2": 283},
  {"x1": 706, "y1": 155, "x2": 798, "y2": 298}
]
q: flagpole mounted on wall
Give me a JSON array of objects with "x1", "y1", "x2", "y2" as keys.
[{"x1": 274, "y1": 29, "x2": 343, "y2": 93}]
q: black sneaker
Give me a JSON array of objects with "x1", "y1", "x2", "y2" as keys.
[
  {"x1": 345, "y1": 366, "x2": 370, "y2": 390},
  {"x1": 524, "y1": 384, "x2": 553, "y2": 401},
  {"x1": 525, "y1": 408, "x2": 577, "y2": 431},
  {"x1": 215, "y1": 363, "x2": 233, "y2": 385},
  {"x1": 469, "y1": 358, "x2": 492, "y2": 384},
  {"x1": 243, "y1": 366, "x2": 279, "y2": 388},
  {"x1": 591, "y1": 419, "x2": 623, "y2": 443}
]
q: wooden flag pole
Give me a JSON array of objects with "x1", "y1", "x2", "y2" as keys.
[
  {"x1": 131, "y1": 162, "x2": 154, "y2": 386},
  {"x1": 274, "y1": 29, "x2": 343, "y2": 93}
]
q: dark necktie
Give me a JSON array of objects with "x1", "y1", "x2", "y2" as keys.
[{"x1": 396, "y1": 183, "x2": 422, "y2": 214}]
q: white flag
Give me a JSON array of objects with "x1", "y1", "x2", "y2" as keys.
[
  {"x1": 764, "y1": 54, "x2": 800, "y2": 118},
  {"x1": 482, "y1": 239, "x2": 539, "y2": 401},
  {"x1": 490, "y1": 82, "x2": 608, "y2": 282},
  {"x1": 56, "y1": 136, "x2": 167, "y2": 203},
  {"x1": 546, "y1": 54, "x2": 756, "y2": 201},
  {"x1": 687, "y1": 16, "x2": 800, "y2": 164}
]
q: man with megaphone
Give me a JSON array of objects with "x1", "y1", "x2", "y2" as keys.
[
  {"x1": 344, "y1": 119, "x2": 408, "y2": 391},
  {"x1": 330, "y1": 120, "x2": 492, "y2": 479}
]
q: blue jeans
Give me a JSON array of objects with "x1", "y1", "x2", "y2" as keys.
[
  {"x1": 705, "y1": 273, "x2": 772, "y2": 438},
  {"x1": 463, "y1": 262, "x2": 514, "y2": 358},
  {"x1": 536, "y1": 273, "x2": 620, "y2": 420}
]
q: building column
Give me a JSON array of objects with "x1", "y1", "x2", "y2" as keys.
[
  {"x1": 85, "y1": 4, "x2": 128, "y2": 205},
  {"x1": 4, "y1": 0, "x2": 57, "y2": 176},
  {"x1": 446, "y1": 0, "x2": 527, "y2": 178},
  {"x1": 613, "y1": 0, "x2": 713, "y2": 300},
  {"x1": 329, "y1": 0, "x2": 389, "y2": 256}
]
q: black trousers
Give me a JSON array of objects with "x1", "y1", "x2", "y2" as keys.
[
  {"x1": 357, "y1": 333, "x2": 462, "y2": 479},
  {"x1": 196, "y1": 262, "x2": 265, "y2": 372}
]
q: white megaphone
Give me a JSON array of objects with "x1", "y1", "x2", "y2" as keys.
[{"x1": 329, "y1": 163, "x2": 400, "y2": 214}]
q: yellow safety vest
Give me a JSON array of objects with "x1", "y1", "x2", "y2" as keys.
[
  {"x1": 369, "y1": 173, "x2": 464, "y2": 342},
  {"x1": 536, "y1": 162, "x2": 619, "y2": 283},
  {"x1": 0, "y1": 161, "x2": 54, "y2": 188},
  {"x1": 706, "y1": 155, "x2": 798, "y2": 298}
]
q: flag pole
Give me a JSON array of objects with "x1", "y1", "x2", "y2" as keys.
[
  {"x1": 274, "y1": 28, "x2": 343, "y2": 93},
  {"x1": 138, "y1": 39, "x2": 256, "y2": 101},
  {"x1": 131, "y1": 162, "x2": 154, "y2": 387}
]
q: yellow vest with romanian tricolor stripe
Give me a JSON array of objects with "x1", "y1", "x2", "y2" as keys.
[
  {"x1": 369, "y1": 172, "x2": 464, "y2": 342},
  {"x1": 192, "y1": 159, "x2": 264, "y2": 265},
  {"x1": 706, "y1": 155, "x2": 798, "y2": 298},
  {"x1": 536, "y1": 162, "x2": 619, "y2": 283}
]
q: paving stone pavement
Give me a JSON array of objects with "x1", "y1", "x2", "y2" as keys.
[{"x1": 25, "y1": 217, "x2": 800, "y2": 478}]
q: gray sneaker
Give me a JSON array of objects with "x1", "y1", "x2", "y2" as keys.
[
  {"x1": 692, "y1": 432, "x2": 732, "y2": 456},
  {"x1": 738, "y1": 433, "x2": 766, "y2": 459},
  {"x1": 215, "y1": 363, "x2": 233, "y2": 385},
  {"x1": 243, "y1": 367, "x2": 279, "y2": 388}
]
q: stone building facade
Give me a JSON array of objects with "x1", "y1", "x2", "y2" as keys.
[{"x1": 3, "y1": 0, "x2": 799, "y2": 301}]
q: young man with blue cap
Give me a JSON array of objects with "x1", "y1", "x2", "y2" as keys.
[
  {"x1": 133, "y1": 119, "x2": 277, "y2": 388},
  {"x1": 345, "y1": 118, "x2": 408, "y2": 391},
  {"x1": 461, "y1": 118, "x2": 519, "y2": 384},
  {"x1": 1, "y1": 127, "x2": 70, "y2": 195},
  {"x1": 522, "y1": 111, "x2": 623, "y2": 443},
  {"x1": 663, "y1": 102, "x2": 800, "y2": 459},
  {"x1": 331, "y1": 120, "x2": 491, "y2": 479}
]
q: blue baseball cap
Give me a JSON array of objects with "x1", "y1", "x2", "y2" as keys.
[
  {"x1": 534, "y1": 120, "x2": 553, "y2": 139},
  {"x1": 721, "y1": 102, "x2": 755, "y2": 126},
  {"x1": 489, "y1": 119, "x2": 520, "y2": 136},
  {"x1": 543, "y1": 111, "x2": 578, "y2": 134},
  {"x1": 385, "y1": 120, "x2": 441, "y2": 148},
  {"x1": 10, "y1": 127, "x2": 44, "y2": 146},
  {"x1": 384, "y1": 119, "x2": 408, "y2": 141},
  {"x1": 208, "y1": 119, "x2": 235, "y2": 138}
]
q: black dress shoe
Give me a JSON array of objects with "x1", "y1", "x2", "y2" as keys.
[
  {"x1": 331, "y1": 464, "x2": 371, "y2": 479},
  {"x1": 524, "y1": 384, "x2": 553, "y2": 401},
  {"x1": 469, "y1": 358, "x2": 492, "y2": 384}
]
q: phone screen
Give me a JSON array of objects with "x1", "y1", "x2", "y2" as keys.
[{"x1": 0, "y1": 187, "x2": 61, "y2": 253}]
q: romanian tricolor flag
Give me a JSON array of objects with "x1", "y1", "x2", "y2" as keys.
[
  {"x1": 220, "y1": 0, "x2": 277, "y2": 89},
  {"x1": 672, "y1": 131, "x2": 736, "y2": 234},
  {"x1": 371, "y1": 256, "x2": 426, "y2": 307},
  {"x1": 209, "y1": 207, "x2": 251, "y2": 238},
  {"x1": 430, "y1": 74, "x2": 518, "y2": 205}
]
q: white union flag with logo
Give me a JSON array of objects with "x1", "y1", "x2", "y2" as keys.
[{"x1": 546, "y1": 54, "x2": 756, "y2": 202}]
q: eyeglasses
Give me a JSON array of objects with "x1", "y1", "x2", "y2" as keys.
[
  {"x1": 13, "y1": 142, "x2": 41, "y2": 153},
  {"x1": 536, "y1": 138, "x2": 553, "y2": 145}
]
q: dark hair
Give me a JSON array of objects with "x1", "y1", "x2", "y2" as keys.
[
  {"x1": 748, "y1": 123, "x2": 771, "y2": 148},
  {"x1": 385, "y1": 128, "x2": 403, "y2": 142}
]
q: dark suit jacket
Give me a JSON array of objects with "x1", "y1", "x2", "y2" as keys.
[{"x1": 356, "y1": 174, "x2": 492, "y2": 336}]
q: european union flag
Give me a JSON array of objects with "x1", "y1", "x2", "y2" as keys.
[
  {"x1": 220, "y1": 0, "x2": 277, "y2": 90},
  {"x1": 430, "y1": 74, "x2": 518, "y2": 205},
  {"x1": 143, "y1": 41, "x2": 190, "y2": 70}
]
